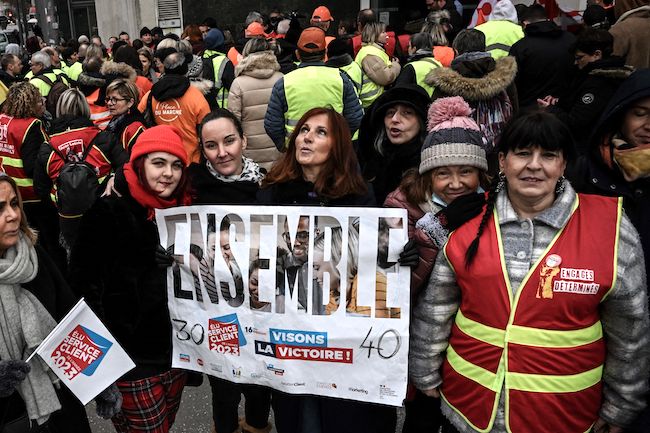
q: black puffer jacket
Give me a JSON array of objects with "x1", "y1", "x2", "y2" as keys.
[
  {"x1": 188, "y1": 162, "x2": 260, "y2": 204},
  {"x1": 550, "y1": 57, "x2": 634, "y2": 154},
  {"x1": 69, "y1": 169, "x2": 172, "y2": 380}
]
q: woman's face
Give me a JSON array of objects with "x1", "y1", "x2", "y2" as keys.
[
  {"x1": 295, "y1": 113, "x2": 333, "y2": 175},
  {"x1": 139, "y1": 54, "x2": 151, "y2": 73},
  {"x1": 0, "y1": 181, "x2": 21, "y2": 255},
  {"x1": 431, "y1": 165, "x2": 481, "y2": 204},
  {"x1": 106, "y1": 90, "x2": 133, "y2": 116},
  {"x1": 621, "y1": 96, "x2": 650, "y2": 147},
  {"x1": 313, "y1": 247, "x2": 341, "y2": 294},
  {"x1": 499, "y1": 146, "x2": 566, "y2": 208},
  {"x1": 202, "y1": 118, "x2": 246, "y2": 177},
  {"x1": 384, "y1": 104, "x2": 421, "y2": 145},
  {"x1": 143, "y1": 151, "x2": 184, "y2": 198}
]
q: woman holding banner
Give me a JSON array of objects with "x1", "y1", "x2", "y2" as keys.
[
  {"x1": 70, "y1": 125, "x2": 192, "y2": 433},
  {"x1": 258, "y1": 107, "x2": 408, "y2": 433},
  {"x1": 188, "y1": 109, "x2": 272, "y2": 433},
  {"x1": 409, "y1": 111, "x2": 650, "y2": 433},
  {"x1": 384, "y1": 96, "x2": 490, "y2": 433},
  {"x1": 0, "y1": 172, "x2": 91, "y2": 431}
]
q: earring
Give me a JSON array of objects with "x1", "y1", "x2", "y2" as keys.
[
  {"x1": 555, "y1": 176, "x2": 566, "y2": 194},
  {"x1": 495, "y1": 172, "x2": 506, "y2": 193}
]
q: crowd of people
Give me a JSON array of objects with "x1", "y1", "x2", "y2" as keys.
[{"x1": 0, "y1": 0, "x2": 649, "y2": 432}]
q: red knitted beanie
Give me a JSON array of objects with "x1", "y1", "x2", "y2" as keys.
[{"x1": 129, "y1": 125, "x2": 188, "y2": 166}]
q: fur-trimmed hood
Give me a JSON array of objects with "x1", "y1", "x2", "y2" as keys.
[
  {"x1": 425, "y1": 56, "x2": 517, "y2": 100},
  {"x1": 100, "y1": 61, "x2": 137, "y2": 81},
  {"x1": 235, "y1": 50, "x2": 281, "y2": 79},
  {"x1": 77, "y1": 72, "x2": 105, "y2": 88},
  {"x1": 189, "y1": 78, "x2": 215, "y2": 95}
]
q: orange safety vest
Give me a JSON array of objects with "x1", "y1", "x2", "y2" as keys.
[
  {"x1": 86, "y1": 89, "x2": 112, "y2": 130},
  {"x1": 47, "y1": 126, "x2": 112, "y2": 204},
  {"x1": 442, "y1": 193, "x2": 621, "y2": 433},
  {"x1": 227, "y1": 46, "x2": 240, "y2": 67},
  {"x1": 0, "y1": 114, "x2": 43, "y2": 201}
]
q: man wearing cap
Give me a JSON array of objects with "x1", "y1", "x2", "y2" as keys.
[
  {"x1": 201, "y1": 28, "x2": 234, "y2": 108},
  {"x1": 264, "y1": 26, "x2": 363, "y2": 150},
  {"x1": 311, "y1": 6, "x2": 336, "y2": 47},
  {"x1": 140, "y1": 27, "x2": 154, "y2": 50},
  {"x1": 138, "y1": 52, "x2": 210, "y2": 162}
]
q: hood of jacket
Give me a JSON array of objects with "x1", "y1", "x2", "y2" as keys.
[
  {"x1": 524, "y1": 20, "x2": 563, "y2": 38},
  {"x1": 585, "y1": 56, "x2": 635, "y2": 79},
  {"x1": 235, "y1": 50, "x2": 281, "y2": 79},
  {"x1": 151, "y1": 74, "x2": 191, "y2": 101},
  {"x1": 593, "y1": 68, "x2": 650, "y2": 143},
  {"x1": 77, "y1": 72, "x2": 105, "y2": 89},
  {"x1": 189, "y1": 77, "x2": 215, "y2": 95},
  {"x1": 100, "y1": 61, "x2": 137, "y2": 82},
  {"x1": 325, "y1": 53, "x2": 354, "y2": 69},
  {"x1": 425, "y1": 55, "x2": 517, "y2": 100},
  {"x1": 490, "y1": 0, "x2": 519, "y2": 23}
]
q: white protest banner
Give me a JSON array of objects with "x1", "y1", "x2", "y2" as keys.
[
  {"x1": 156, "y1": 205, "x2": 410, "y2": 406},
  {"x1": 28, "y1": 299, "x2": 135, "y2": 405}
]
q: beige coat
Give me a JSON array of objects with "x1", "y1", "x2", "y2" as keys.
[{"x1": 228, "y1": 50, "x2": 283, "y2": 171}]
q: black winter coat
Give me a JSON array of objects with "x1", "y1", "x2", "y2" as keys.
[
  {"x1": 188, "y1": 162, "x2": 259, "y2": 205},
  {"x1": 509, "y1": 21, "x2": 576, "y2": 108},
  {"x1": 256, "y1": 177, "x2": 376, "y2": 207},
  {"x1": 69, "y1": 171, "x2": 172, "y2": 380},
  {"x1": 550, "y1": 57, "x2": 634, "y2": 155}
]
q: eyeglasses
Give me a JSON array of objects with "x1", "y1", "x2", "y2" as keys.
[{"x1": 105, "y1": 97, "x2": 127, "y2": 104}]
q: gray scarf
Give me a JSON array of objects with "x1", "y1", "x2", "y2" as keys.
[
  {"x1": 206, "y1": 156, "x2": 264, "y2": 183},
  {"x1": 0, "y1": 234, "x2": 61, "y2": 424}
]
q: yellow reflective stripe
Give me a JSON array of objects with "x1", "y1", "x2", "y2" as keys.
[
  {"x1": 447, "y1": 345, "x2": 500, "y2": 392},
  {"x1": 507, "y1": 365, "x2": 602, "y2": 393},
  {"x1": 455, "y1": 310, "x2": 505, "y2": 348},
  {"x1": 1, "y1": 156, "x2": 24, "y2": 168},
  {"x1": 13, "y1": 178, "x2": 33, "y2": 187},
  {"x1": 508, "y1": 321, "x2": 602, "y2": 348}
]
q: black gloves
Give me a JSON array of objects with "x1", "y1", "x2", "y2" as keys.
[
  {"x1": 95, "y1": 383, "x2": 123, "y2": 419},
  {"x1": 437, "y1": 193, "x2": 486, "y2": 232},
  {"x1": 0, "y1": 360, "x2": 30, "y2": 397},
  {"x1": 398, "y1": 239, "x2": 419, "y2": 267},
  {"x1": 155, "y1": 244, "x2": 174, "y2": 268}
]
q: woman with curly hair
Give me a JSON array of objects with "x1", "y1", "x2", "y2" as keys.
[{"x1": 0, "y1": 82, "x2": 63, "y2": 267}]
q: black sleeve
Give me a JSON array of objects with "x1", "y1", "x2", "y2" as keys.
[
  {"x1": 21, "y1": 121, "x2": 47, "y2": 177},
  {"x1": 33, "y1": 142, "x2": 54, "y2": 200},
  {"x1": 221, "y1": 60, "x2": 235, "y2": 91}
]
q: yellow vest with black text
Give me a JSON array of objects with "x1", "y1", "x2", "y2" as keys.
[
  {"x1": 475, "y1": 20, "x2": 524, "y2": 60},
  {"x1": 355, "y1": 44, "x2": 390, "y2": 108},
  {"x1": 202, "y1": 49, "x2": 229, "y2": 108},
  {"x1": 409, "y1": 57, "x2": 442, "y2": 97},
  {"x1": 283, "y1": 66, "x2": 344, "y2": 144}
]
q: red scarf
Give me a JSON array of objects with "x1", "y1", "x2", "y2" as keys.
[{"x1": 123, "y1": 162, "x2": 191, "y2": 220}]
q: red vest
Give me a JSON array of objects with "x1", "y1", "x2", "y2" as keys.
[
  {"x1": 47, "y1": 126, "x2": 112, "y2": 203},
  {"x1": 0, "y1": 114, "x2": 43, "y2": 201},
  {"x1": 87, "y1": 89, "x2": 112, "y2": 130},
  {"x1": 442, "y1": 194, "x2": 621, "y2": 433}
]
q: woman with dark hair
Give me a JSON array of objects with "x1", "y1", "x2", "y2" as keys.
[
  {"x1": 69, "y1": 125, "x2": 192, "y2": 432},
  {"x1": 410, "y1": 111, "x2": 649, "y2": 433},
  {"x1": 570, "y1": 69, "x2": 650, "y2": 432},
  {"x1": 113, "y1": 45, "x2": 153, "y2": 97},
  {"x1": 258, "y1": 107, "x2": 406, "y2": 433},
  {"x1": 182, "y1": 24, "x2": 204, "y2": 54},
  {"x1": 358, "y1": 84, "x2": 431, "y2": 204},
  {"x1": 138, "y1": 48, "x2": 158, "y2": 83},
  {"x1": 0, "y1": 173, "x2": 92, "y2": 433},
  {"x1": 228, "y1": 38, "x2": 283, "y2": 171}
]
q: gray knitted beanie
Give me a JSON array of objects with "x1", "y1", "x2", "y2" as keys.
[{"x1": 419, "y1": 96, "x2": 488, "y2": 174}]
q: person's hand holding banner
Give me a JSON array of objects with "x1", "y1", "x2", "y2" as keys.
[{"x1": 27, "y1": 299, "x2": 135, "y2": 405}]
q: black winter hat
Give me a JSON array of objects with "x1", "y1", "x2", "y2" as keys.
[
  {"x1": 370, "y1": 85, "x2": 431, "y2": 127},
  {"x1": 326, "y1": 38, "x2": 350, "y2": 58},
  {"x1": 140, "y1": 26, "x2": 151, "y2": 37}
]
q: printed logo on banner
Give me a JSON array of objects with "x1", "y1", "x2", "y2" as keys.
[
  {"x1": 179, "y1": 354, "x2": 190, "y2": 362},
  {"x1": 208, "y1": 313, "x2": 247, "y2": 356},
  {"x1": 317, "y1": 382, "x2": 338, "y2": 390},
  {"x1": 50, "y1": 325, "x2": 113, "y2": 380},
  {"x1": 257, "y1": 329, "x2": 353, "y2": 363},
  {"x1": 265, "y1": 363, "x2": 285, "y2": 376},
  {"x1": 232, "y1": 367, "x2": 242, "y2": 377}
]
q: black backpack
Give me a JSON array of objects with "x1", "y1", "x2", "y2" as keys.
[
  {"x1": 51, "y1": 140, "x2": 100, "y2": 218},
  {"x1": 36, "y1": 74, "x2": 70, "y2": 116}
]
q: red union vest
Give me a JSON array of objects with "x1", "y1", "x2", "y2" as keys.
[
  {"x1": 46, "y1": 126, "x2": 112, "y2": 203},
  {"x1": 0, "y1": 114, "x2": 43, "y2": 202},
  {"x1": 442, "y1": 193, "x2": 622, "y2": 433}
]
